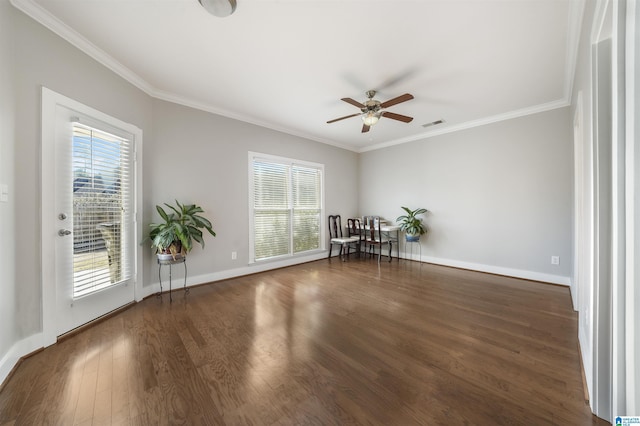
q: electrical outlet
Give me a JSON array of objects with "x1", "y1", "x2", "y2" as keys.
[
  {"x1": 231, "y1": 251, "x2": 237, "y2": 260},
  {"x1": 551, "y1": 256, "x2": 560, "y2": 265}
]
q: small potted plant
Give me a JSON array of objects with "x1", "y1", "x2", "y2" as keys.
[
  {"x1": 396, "y1": 206, "x2": 428, "y2": 242},
  {"x1": 148, "y1": 200, "x2": 216, "y2": 261}
]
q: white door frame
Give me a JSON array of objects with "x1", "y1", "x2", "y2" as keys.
[
  {"x1": 592, "y1": 35, "x2": 613, "y2": 420},
  {"x1": 574, "y1": 89, "x2": 596, "y2": 405},
  {"x1": 589, "y1": 0, "x2": 613, "y2": 420},
  {"x1": 41, "y1": 87, "x2": 144, "y2": 347},
  {"x1": 573, "y1": 91, "x2": 585, "y2": 312},
  {"x1": 622, "y1": 0, "x2": 639, "y2": 414}
]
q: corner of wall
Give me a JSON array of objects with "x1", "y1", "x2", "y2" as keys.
[{"x1": 0, "y1": 333, "x2": 43, "y2": 389}]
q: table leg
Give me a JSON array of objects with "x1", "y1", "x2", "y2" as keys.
[{"x1": 395, "y1": 229, "x2": 400, "y2": 260}]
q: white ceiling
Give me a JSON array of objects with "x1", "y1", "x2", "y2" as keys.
[{"x1": 13, "y1": 0, "x2": 583, "y2": 152}]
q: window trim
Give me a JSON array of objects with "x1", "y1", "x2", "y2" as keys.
[
  {"x1": 71, "y1": 119, "x2": 134, "y2": 298},
  {"x1": 248, "y1": 151, "x2": 325, "y2": 264}
]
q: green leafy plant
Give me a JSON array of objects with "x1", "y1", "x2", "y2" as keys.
[
  {"x1": 148, "y1": 200, "x2": 216, "y2": 259},
  {"x1": 396, "y1": 206, "x2": 428, "y2": 237}
]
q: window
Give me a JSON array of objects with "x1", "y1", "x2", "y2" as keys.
[
  {"x1": 72, "y1": 121, "x2": 133, "y2": 297},
  {"x1": 249, "y1": 152, "x2": 324, "y2": 262}
]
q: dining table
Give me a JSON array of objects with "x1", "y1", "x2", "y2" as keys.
[{"x1": 348, "y1": 219, "x2": 401, "y2": 260}]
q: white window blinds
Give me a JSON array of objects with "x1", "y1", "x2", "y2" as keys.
[
  {"x1": 72, "y1": 122, "x2": 133, "y2": 297},
  {"x1": 292, "y1": 165, "x2": 322, "y2": 254},
  {"x1": 250, "y1": 154, "x2": 323, "y2": 262}
]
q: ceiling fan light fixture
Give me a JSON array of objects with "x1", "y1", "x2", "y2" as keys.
[
  {"x1": 198, "y1": 0, "x2": 237, "y2": 17},
  {"x1": 362, "y1": 111, "x2": 380, "y2": 126},
  {"x1": 328, "y1": 90, "x2": 413, "y2": 132}
]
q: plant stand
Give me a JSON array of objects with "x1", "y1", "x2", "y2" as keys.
[
  {"x1": 405, "y1": 239, "x2": 422, "y2": 262},
  {"x1": 157, "y1": 256, "x2": 188, "y2": 302}
]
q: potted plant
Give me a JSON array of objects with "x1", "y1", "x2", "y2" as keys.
[
  {"x1": 396, "y1": 206, "x2": 428, "y2": 242},
  {"x1": 148, "y1": 200, "x2": 216, "y2": 261}
]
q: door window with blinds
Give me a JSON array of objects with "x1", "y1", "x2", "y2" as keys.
[
  {"x1": 71, "y1": 121, "x2": 133, "y2": 297},
  {"x1": 249, "y1": 153, "x2": 324, "y2": 262}
]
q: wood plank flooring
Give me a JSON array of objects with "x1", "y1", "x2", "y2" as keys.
[{"x1": 0, "y1": 258, "x2": 607, "y2": 425}]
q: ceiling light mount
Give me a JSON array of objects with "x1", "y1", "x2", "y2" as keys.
[{"x1": 198, "y1": 0, "x2": 237, "y2": 17}]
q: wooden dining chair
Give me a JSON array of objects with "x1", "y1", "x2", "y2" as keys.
[
  {"x1": 328, "y1": 215, "x2": 360, "y2": 260},
  {"x1": 365, "y1": 216, "x2": 392, "y2": 263},
  {"x1": 346, "y1": 217, "x2": 364, "y2": 256}
]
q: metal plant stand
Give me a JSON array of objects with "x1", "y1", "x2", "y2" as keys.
[
  {"x1": 405, "y1": 239, "x2": 422, "y2": 263},
  {"x1": 157, "y1": 256, "x2": 188, "y2": 302}
]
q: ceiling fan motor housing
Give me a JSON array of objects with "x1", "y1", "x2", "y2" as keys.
[{"x1": 362, "y1": 100, "x2": 381, "y2": 113}]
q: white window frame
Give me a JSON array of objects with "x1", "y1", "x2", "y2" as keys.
[
  {"x1": 248, "y1": 151, "x2": 325, "y2": 264},
  {"x1": 70, "y1": 119, "x2": 134, "y2": 298}
]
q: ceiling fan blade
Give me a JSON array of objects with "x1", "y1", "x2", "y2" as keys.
[
  {"x1": 382, "y1": 111, "x2": 414, "y2": 123},
  {"x1": 341, "y1": 98, "x2": 365, "y2": 109},
  {"x1": 327, "y1": 113, "x2": 360, "y2": 124},
  {"x1": 361, "y1": 124, "x2": 370, "y2": 133},
  {"x1": 380, "y1": 93, "x2": 414, "y2": 109}
]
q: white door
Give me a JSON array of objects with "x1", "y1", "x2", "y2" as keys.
[{"x1": 42, "y1": 88, "x2": 141, "y2": 344}]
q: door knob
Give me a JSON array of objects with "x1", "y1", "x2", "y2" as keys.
[{"x1": 58, "y1": 229, "x2": 72, "y2": 236}]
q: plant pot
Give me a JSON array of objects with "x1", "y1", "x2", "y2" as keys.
[
  {"x1": 156, "y1": 249, "x2": 185, "y2": 262},
  {"x1": 405, "y1": 234, "x2": 420, "y2": 242}
]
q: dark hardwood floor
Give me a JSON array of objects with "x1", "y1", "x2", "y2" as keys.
[{"x1": 0, "y1": 258, "x2": 607, "y2": 425}]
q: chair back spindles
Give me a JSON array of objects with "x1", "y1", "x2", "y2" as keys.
[
  {"x1": 366, "y1": 217, "x2": 380, "y2": 242},
  {"x1": 364, "y1": 216, "x2": 392, "y2": 263},
  {"x1": 347, "y1": 218, "x2": 361, "y2": 238},
  {"x1": 328, "y1": 215, "x2": 343, "y2": 239}
]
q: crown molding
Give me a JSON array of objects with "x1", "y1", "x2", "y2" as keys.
[
  {"x1": 151, "y1": 88, "x2": 357, "y2": 152},
  {"x1": 10, "y1": 0, "x2": 155, "y2": 95},
  {"x1": 10, "y1": 0, "x2": 358, "y2": 152},
  {"x1": 11, "y1": 0, "x2": 578, "y2": 155},
  {"x1": 358, "y1": 98, "x2": 570, "y2": 153}
]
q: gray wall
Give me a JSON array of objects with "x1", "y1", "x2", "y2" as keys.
[
  {"x1": 1, "y1": 0, "x2": 576, "y2": 386},
  {"x1": 359, "y1": 107, "x2": 573, "y2": 282},
  {"x1": 0, "y1": 1, "x2": 152, "y2": 366},
  {"x1": 8, "y1": 4, "x2": 153, "y2": 346},
  {"x1": 147, "y1": 99, "x2": 359, "y2": 285},
  {"x1": 0, "y1": 1, "x2": 359, "y2": 370},
  {"x1": 0, "y1": 0, "x2": 17, "y2": 363}
]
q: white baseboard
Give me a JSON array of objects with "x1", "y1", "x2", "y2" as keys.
[
  {"x1": 141, "y1": 251, "x2": 329, "y2": 299},
  {"x1": 0, "y1": 333, "x2": 43, "y2": 387},
  {"x1": 400, "y1": 251, "x2": 571, "y2": 286}
]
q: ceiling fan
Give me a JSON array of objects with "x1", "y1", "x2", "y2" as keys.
[{"x1": 327, "y1": 90, "x2": 414, "y2": 133}]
